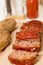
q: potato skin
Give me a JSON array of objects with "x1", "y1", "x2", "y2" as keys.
[
  {"x1": 0, "y1": 27, "x2": 11, "y2": 51},
  {"x1": 0, "y1": 18, "x2": 16, "y2": 32}
]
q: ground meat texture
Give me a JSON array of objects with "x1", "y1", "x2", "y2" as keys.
[
  {"x1": 8, "y1": 50, "x2": 38, "y2": 65},
  {"x1": 20, "y1": 20, "x2": 42, "y2": 33},
  {"x1": 13, "y1": 38, "x2": 40, "y2": 52}
]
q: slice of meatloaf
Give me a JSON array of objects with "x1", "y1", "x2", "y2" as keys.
[
  {"x1": 13, "y1": 38, "x2": 41, "y2": 52},
  {"x1": 8, "y1": 50, "x2": 38, "y2": 65}
]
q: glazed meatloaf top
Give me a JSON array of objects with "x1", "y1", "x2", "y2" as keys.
[{"x1": 20, "y1": 20, "x2": 42, "y2": 33}]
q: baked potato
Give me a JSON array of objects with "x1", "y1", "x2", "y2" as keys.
[
  {"x1": 0, "y1": 27, "x2": 11, "y2": 51},
  {"x1": 0, "y1": 17, "x2": 16, "y2": 32}
]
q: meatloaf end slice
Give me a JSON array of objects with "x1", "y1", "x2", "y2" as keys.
[
  {"x1": 8, "y1": 50, "x2": 38, "y2": 65},
  {"x1": 20, "y1": 20, "x2": 42, "y2": 33}
]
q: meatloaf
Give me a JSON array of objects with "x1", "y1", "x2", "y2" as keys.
[
  {"x1": 12, "y1": 20, "x2": 42, "y2": 52},
  {"x1": 20, "y1": 20, "x2": 42, "y2": 34},
  {"x1": 13, "y1": 38, "x2": 41, "y2": 52},
  {"x1": 8, "y1": 50, "x2": 38, "y2": 65},
  {"x1": 16, "y1": 31, "x2": 39, "y2": 40}
]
